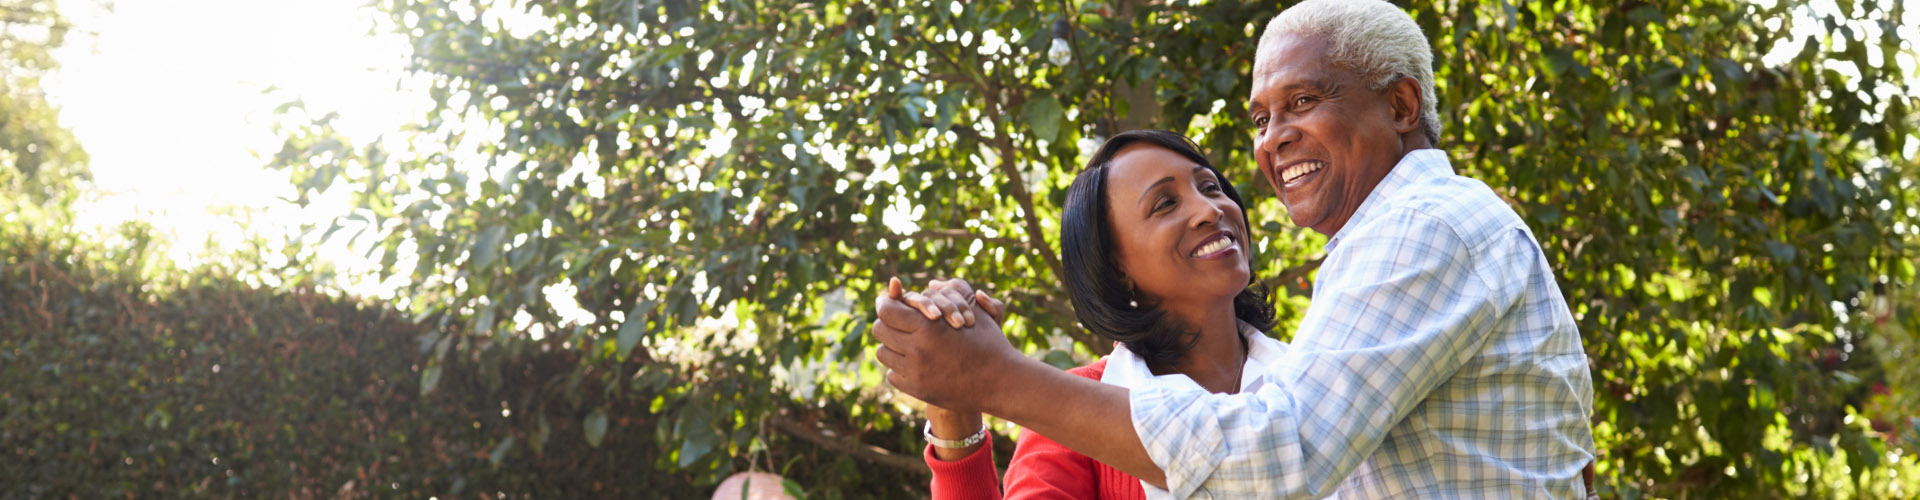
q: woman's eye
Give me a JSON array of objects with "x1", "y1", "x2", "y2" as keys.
[
  {"x1": 1201, "y1": 182, "x2": 1222, "y2": 193},
  {"x1": 1154, "y1": 197, "x2": 1176, "y2": 212}
]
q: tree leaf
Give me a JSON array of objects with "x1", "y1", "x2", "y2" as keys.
[
  {"x1": 617, "y1": 299, "x2": 655, "y2": 360},
  {"x1": 1022, "y1": 96, "x2": 1064, "y2": 142},
  {"x1": 532, "y1": 414, "x2": 551, "y2": 456},
  {"x1": 471, "y1": 225, "x2": 508, "y2": 268},
  {"x1": 488, "y1": 435, "x2": 516, "y2": 466},
  {"x1": 583, "y1": 408, "x2": 609, "y2": 448},
  {"x1": 419, "y1": 363, "x2": 443, "y2": 396}
]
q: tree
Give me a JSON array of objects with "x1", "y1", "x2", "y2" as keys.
[
  {"x1": 268, "y1": 0, "x2": 1920, "y2": 497},
  {"x1": 0, "y1": 0, "x2": 89, "y2": 214}
]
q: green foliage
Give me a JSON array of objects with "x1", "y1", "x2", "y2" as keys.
[
  {"x1": 0, "y1": 0, "x2": 90, "y2": 214},
  {"x1": 261, "y1": 0, "x2": 1920, "y2": 497},
  {"x1": 0, "y1": 215, "x2": 887, "y2": 498}
]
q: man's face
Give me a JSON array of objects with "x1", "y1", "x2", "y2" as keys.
[{"x1": 1248, "y1": 34, "x2": 1408, "y2": 236}]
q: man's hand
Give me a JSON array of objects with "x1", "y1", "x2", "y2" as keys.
[{"x1": 872, "y1": 277, "x2": 1027, "y2": 414}]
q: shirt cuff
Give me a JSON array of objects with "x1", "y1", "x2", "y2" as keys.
[
  {"x1": 1132, "y1": 386, "x2": 1223, "y2": 499},
  {"x1": 924, "y1": 433, "x2": 1000, "y2": 500}
]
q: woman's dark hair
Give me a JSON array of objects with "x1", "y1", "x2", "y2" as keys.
[{"x1": 1060, "y1": 130, "x2": 1278, "y2": 364}]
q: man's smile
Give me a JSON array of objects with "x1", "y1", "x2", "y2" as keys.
[{"x1": 1280, "y1": 160, "x2": 1326, "y2": 187}]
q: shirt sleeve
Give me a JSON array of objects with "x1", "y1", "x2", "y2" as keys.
[{"x1": 1129, "y1": 208, "x2": 1504, "y2": 498}]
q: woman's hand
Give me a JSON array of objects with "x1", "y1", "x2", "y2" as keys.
[
  {"x1": 895, "y1": 277, "x2": 1006, "y2": 328},
  {"x1": 887, "y1": 278, "x2": 996, "y2": 461}
]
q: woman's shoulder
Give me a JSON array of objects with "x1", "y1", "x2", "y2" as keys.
[{"x1": 1064, "y1": 357, "x2": 1110, "y2": 380}]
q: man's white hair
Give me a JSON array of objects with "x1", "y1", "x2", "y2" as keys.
[{"x1": 1261, "y1": 0, "x2": 1441, "y2": 145}]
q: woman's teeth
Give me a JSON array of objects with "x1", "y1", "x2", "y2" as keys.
[
  {"x1": 1283, "y1": 161, "x2": 1325, "y2": 183},
  {"x1": 1193, "y1": 237, "x2": 1233, "y2": 257}
]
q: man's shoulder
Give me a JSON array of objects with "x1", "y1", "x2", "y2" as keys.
[
  {"x1": 1328, "y1": 167, "x2": 1544, "y2": 295},
  {"x1": 1365, "y1": 170, "x2": 1525, "y2": 251}
]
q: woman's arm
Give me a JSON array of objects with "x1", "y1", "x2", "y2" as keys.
[
  {"x1": 927, "y1": 406, "x2": 987, "y2": 461},
  {"x1": 924, "y1": 407, "x2": 1004, "y2": 500},
  {"x1": 925, "y1": 379, "x2": 1114, "y2": 500}
]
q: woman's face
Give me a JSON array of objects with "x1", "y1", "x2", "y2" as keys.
[{"x1": 1103, "y1": 143, "x2": 1252, "y2": 311}]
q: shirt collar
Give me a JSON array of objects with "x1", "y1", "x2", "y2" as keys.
[
  {"x1": 1326, "y1": 148, "x2": 1454, "y2": 249},
  {"x1": 1100, "y1": 322, "x2": 1289, "y2": 394}
]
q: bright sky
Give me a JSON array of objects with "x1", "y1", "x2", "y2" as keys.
[{"x1": 46, "y1": 0, "x2": 426, "y2": 297}]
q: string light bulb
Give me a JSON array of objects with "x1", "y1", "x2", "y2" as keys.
[{"x1": 1049, "y1": 18, "x2": 1072, "y2": 66}]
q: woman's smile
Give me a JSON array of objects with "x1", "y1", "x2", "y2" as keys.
[{"x1": 1189, "y1": 231, "x2": 1239, "y2": 260}]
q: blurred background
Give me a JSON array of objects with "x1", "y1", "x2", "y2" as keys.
[{"x1": 3, "y1": 0, "x2": 1918, "y2": 498}]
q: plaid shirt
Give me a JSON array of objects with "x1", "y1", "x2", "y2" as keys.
[{"x1": 1130, "y1": 149, "x2": 1596, "y2": 499}]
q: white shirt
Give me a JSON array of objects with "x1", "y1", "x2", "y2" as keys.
[{"x1": 1103, "y1": 323, "x2": 1343, "y2": 499}]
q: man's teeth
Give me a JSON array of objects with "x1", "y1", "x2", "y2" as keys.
[
  {"x1": 1193, "y1": 237, "x2": 1233, "y2": 257},
  {"x1": 1283, "y1": 161, "x2": 1326, "y2": 183}
]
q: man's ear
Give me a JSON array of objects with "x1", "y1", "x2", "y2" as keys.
[{"x1": 1387, "y1": 76, "x2": 1423, "y2": 136}]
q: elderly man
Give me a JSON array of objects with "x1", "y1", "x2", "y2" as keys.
[{"x1": 872, "y1": 1, "x2": 1596, "y2": 498}]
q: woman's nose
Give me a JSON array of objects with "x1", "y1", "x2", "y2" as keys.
[{"x1": 1188, "y1": 200, "x2": 1225, "y2": 229}]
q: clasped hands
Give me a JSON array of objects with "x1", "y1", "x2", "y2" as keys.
[{"x1": 870, "y1": 277, "x2": 1026, "y2": 415}]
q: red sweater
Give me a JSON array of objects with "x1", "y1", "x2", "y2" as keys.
[{"x1": 924, "y1": 359, "x2": 1145, "y2": 500}]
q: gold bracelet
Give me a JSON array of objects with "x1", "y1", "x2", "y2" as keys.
[{"x1": 923, "y1": 419, "x2": 987, "y2": 449}]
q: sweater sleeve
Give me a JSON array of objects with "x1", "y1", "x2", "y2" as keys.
[
  {"x1": 926, "y1": 360, "x2": 1113, "y2": 500},
  {"x1": 1001, "y1": 426, "x2": 1103, "y2": 500},
  {"x1": 998, "y1": 361, "x2": 1109, "y2": 499},
  {"x1": 926, "y1": 434, "x2": 1005, "y2": 500}
]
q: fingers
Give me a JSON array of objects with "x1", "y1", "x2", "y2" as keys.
[
  {"x1": 906, "y1": 290, "x2": 952, "y2": 323},
  {"x1": 886, "y1": 277, "x2": 947, "y2": 324},
  {"x1": 872, "y1": 321, "x2": 921, "y2": 397},
  {"x1": 926, "y1": 278, "x2": 975, "y2": 299},
  {"x1": 874, "y1": 340, "x2": 906, "y2": 369},
  {"x1": 899, "y1": 288, "x2": 971, "y2": 328},
  {"x1": 870, "y1": 319, "x2": 900, "y2": 351},
  {"x1": 876, "y1": 289, "x2": 933, "y2": 332},
  {"x1": 926, "y1": 278, "x2": 977, "y2": 327},
  {"x1": 928, "y1": 287, "x2": 975, "y2": 327},
  {"x1": 974, "y1": 290, "x2": 1006, "y2": 325},
  {"x1": 885, "y1": 368, "x2": 914, "y2": 396}
]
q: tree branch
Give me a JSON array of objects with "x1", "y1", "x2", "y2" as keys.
[
  {"x1": 888, "y1": 228, "x2": 1029, "y2": 248},
  {"x1": 1010, "y1": 288, "x2": 1111, "y2": 356},
  {"x1": 993, "y1": 137, "x2": 1066, "y2": 282},
  {"x1": 1259, "y1": 257, "x2": 1326, "y2": 296},
  {"x1": 768, "y1": 411, "x2": 930, "y2": 475}
]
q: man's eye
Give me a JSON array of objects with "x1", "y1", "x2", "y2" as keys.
[
  {"x1": 1253, "y1": 116, "x2": 1269, "y2": 128},
  {"x1": 1294, "y1": 96, "x2": 1315, "y2": 108}
]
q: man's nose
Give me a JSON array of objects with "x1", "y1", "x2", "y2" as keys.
[{"x1": 1257, "y1": 124, "x2": 1299, "y2": 158}]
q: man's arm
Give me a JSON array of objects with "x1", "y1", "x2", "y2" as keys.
[
  {"x1": 977, "y1": 359, "x2": 1167, "y2": 487},
  {"x1": 1119, "y1": 209, "x2": 1509, "y2": 498},
  {"x1": 876, "y1": 209, "x2": 1515, "y2": 497}
]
